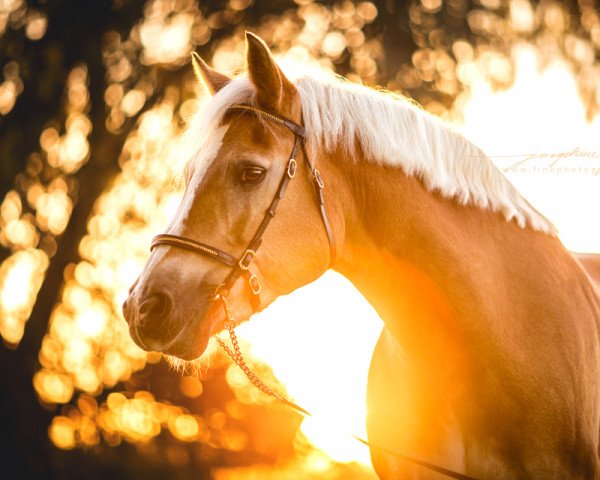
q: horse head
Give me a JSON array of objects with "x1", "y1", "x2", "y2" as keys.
[{"x1": 122, "y1": 33, "x2": 334, "y2": 360}]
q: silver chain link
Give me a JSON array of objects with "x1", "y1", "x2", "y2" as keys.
[{"x1": 214, "y1": 296, "x2": 280, "y2": 398}]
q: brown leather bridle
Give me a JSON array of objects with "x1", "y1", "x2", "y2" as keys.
[{"x1": 150, "y1": 104, "x2": 336, "y2": 312}]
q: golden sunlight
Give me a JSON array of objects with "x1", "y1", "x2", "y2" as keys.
[
  {"x1": 12, "y1": 17, "x2": 598, "y2": 476},
  {"x1": 0, "y1": 249, "x2": 48, "y2": 344},
  {"x1": 235, "y1": 273, "x2": 383, "y2": 466},
  {"x1": 3, "y1": 1, "x2": 598, "y2": 478},
  {"x1": 0, "y1": 65, "x2": 90, "y2": 346}
]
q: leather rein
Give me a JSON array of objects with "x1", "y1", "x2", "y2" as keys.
[{"x1": 149, "y1": 104, "x2": 477, "y2": 480}]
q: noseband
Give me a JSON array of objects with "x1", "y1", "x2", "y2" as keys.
[{"x1": 150, "y1": 104, "x2": 336, "y2": 312}]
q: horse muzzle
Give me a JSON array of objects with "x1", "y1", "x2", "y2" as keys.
[{"x1": 122, "y1": 279, "x2": 222, "y2": 360}]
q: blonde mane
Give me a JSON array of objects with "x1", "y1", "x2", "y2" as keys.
[{"x1": 184, "y1": 69, "x2": 555, "y2": 235}]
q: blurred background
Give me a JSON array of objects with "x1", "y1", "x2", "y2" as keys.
[{"x1": 0, "y1": 0, "x2": 599, "y2": 478}]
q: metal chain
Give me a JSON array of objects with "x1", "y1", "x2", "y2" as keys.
[{"x1": 214, "y1": 296, "x2": 279, "y2": 398}]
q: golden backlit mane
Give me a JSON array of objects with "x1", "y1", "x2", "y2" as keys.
[{"x1": 184, "y1": 68, "x2": 555, "y2": 234}]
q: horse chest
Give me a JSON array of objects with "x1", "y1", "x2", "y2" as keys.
[{"x1": 366, "y1": 328, "x2": 467, "y2": 479}]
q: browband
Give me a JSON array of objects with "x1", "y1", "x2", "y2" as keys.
[{"x1": 227, "y1": 104, "x2": 306, "y2": 138}]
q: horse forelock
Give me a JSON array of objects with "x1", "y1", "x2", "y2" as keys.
[
  {"x1": 182, "y1": 65, "x2": 556, "y2": 235},
  {"x1": 180, "y1": 77, "x2": 254, "y2": 180}
]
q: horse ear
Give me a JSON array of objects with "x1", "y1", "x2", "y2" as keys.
[
  {"x1": 191, "y1": 52, "x2": 231, "y2": 95},
  {"x1": 245, "y1": 31, "x2": 296, "y2": 111}
]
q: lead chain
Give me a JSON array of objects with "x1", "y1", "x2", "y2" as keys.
[{"x1": 215, "y1": 297, "x2": 278, "y2": 398}]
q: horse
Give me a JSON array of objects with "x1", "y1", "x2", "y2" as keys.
[{"x1": 122, "y1": 32, "x2": 600, "y2": 479}]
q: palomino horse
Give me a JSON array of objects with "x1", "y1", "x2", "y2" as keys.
[{"x1": 123, "y1": 32, "x2": 600, "y2": 478}]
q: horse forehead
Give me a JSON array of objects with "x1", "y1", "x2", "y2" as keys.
[
  {"x1": 186, "y1": 124, "x2": 228, "y2": 181},
  {"x1": 188, "y1": 114, "x2": 289, "y2": 189},
  {"x1": 220, "y1": 114, "x2": 278, "y2": 151}
]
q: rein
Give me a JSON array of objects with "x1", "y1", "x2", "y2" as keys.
[{"x1": 150, "y1": 104, "x2": 478, "y2": 480}]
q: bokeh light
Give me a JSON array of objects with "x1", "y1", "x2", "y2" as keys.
[{"x1": 1, "y1": 0, "x2": 599, "y2": 478}]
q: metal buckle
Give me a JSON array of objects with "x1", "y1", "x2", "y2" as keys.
[
  {"x1": 238, "y1": 249, "x2": 256, "y2": 270},
  {"x1": 213, "y1": 283, "x2": 228, "y2": 300},
  {"x1": 314, "y1": 169, "x2": 324, "y2": 189},
  {"x1": 287, "y1": 158, "x2": 297, "y2": 178},
  {"x1": 248, "y1": 274, "x2": 262, "y2": 295}
]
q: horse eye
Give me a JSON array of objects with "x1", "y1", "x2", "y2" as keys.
[{"x1": 240, "y1": 166, "x2": 266, "y2": 184}]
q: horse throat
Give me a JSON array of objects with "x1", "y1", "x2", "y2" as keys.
[{"x1": 330, "y1": 158, "x2": 485, "y2": 364}]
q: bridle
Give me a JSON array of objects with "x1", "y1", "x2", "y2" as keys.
[
  {"x1": 150, "y1": 104, "x2": 336, "y2": 312},
  {"x1": 148, "y1": 104, "x2": 477, "y2": 480}
]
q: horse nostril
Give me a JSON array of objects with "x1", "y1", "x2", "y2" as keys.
[
  {"x1": 134, "y1": 291, "x2": 174, "y2": 352},
  {"x1": 139, "y1": 292, "x2": 172, "y2": 320}
]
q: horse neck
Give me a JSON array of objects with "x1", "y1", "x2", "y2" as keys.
[{"x1": 322, "y1": 147, "x2": 561, "y2": 368}]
